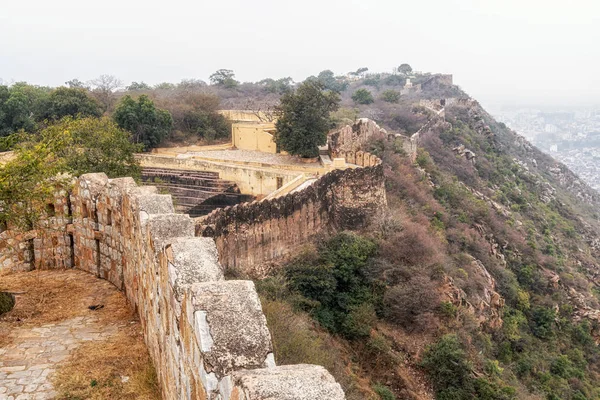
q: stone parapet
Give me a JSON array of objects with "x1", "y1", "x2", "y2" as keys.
[
  {"x1": 196, "y1": 150, "x2": 386, "y2": 278},
  {"x1": 61, "y1": 173, "x2": 345, "y2": 399}
]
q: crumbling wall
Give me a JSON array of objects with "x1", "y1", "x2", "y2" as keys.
[
  {"x1": 328, "y1": 118, "x2": 390, "y2": 157},
  {"x1": 0, "y1": 189, "x2": 73, "y2": 273},
  {"x1": 196, "y1": 151, "x2": 386, "y2": 278},
  {"x1": 67, "y1": 173, "x2": 345, "y2": 400}
]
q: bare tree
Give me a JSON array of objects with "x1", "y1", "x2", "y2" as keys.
[
  {"x1": 88, "y1": 74, "x2": 123, "y2": 112},
  {"x1": 242, "y1": 98, "x2": 280, "y2": 122}
]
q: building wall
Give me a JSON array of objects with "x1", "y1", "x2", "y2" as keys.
[
  {"x1": 231, "y1": 123, "x2": 277, "y2": 154},
  {"x1": 196, "y1": 150, "x2": 386, "y2": 278},
  {"x1": 218, "y1": 110, "x2": 270, "y2": 123}
]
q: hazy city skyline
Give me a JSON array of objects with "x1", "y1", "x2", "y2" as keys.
[{"x1": 1, "y1": 0, "x2": 598, "y2": 109}]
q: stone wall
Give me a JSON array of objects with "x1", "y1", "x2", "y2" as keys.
[
  {"x1": 0, "y1": 189, "x2": 73, "y2": 273},
  {"x1": 328, "y1": 118, "x2": 390, "y2": 158},
  {"x1": 67, "y1": 173, "x2": 345, "y2": 400},
  {"x1": 196, "y1": 151, "x2": 386, "y2": 278}
]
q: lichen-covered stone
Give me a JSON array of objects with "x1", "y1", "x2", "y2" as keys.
[
  {"x1": 231, "y1": 365, "x2": 345, "y2": 400},
  {"x1": 189, "y1": 281, "x2": 273, "y2": 376}
]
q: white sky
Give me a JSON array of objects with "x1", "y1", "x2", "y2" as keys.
[{"x1": 1, "y1": 0, "x2": 598, "y2": 108}]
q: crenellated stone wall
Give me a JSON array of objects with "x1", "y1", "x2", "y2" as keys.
[
  {"x1": 196, "y1": 151, "x2": 386, "y2": 278},
  {"x1": 67, "y1": 173, "x2": 345, "y2": 400},
  {"x1": 0, "y1": 189, "x2": 73, "y2": 272}
]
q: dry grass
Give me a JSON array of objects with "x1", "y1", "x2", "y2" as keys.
[
  {"x1": 0, "y1": 269, "x2": 160, "y2": 399},
  {"x1": 0, "y1": 269, "x2": 131, "y2": 347},
  {"x1": 53, "y1": 323, "x2": 161, "y2": 400}
]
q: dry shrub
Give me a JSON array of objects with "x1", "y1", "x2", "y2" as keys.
[
  {"x1": 53, "y1": 323, "x2": 160, "y2": 400},
  {"x1": 261, "y1": 298, "x2": 372, "y2": 400},
  {"x1": 384, "y1": 276, "x2": 440, "y2": 330},
  {"x1": 261, "y1": 298, "x2": 338, "y2": 369},
  {"x1": 379, "y1": 219, "x2": 446, "y2": 268},
  {"x1": 383, "y1": 154, "x2": 433, "y2": 209},
  {"x1": 421, "y1": 134, "x2": 479, "y2": 187}
]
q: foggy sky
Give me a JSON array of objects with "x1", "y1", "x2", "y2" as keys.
[{"x1": 1, "y1": 0, "x2": 598, "y2": 108}]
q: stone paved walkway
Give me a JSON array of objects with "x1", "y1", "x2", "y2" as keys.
[
  {"x1": 0, "y1": 270, "x2": 132, "y2": 400},
  {"x1": 0, "y1": 317, "x2": 119, "y2": 399}
]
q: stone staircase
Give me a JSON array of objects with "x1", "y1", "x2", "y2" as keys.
[{"x1": 141, "y1": 167, "x2": 253, "y2": 217}]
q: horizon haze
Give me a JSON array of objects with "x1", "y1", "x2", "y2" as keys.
[{"x1": 1, "y1": 0, "x2": 598, "y2": 108}]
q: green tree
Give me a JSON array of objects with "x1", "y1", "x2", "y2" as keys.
[
  {"x1": 43, "y1": 87, "x2": 102, "y2": 120},
  {"x1": 397, "y1": 63, "x2": 413, "y2": 75},
  {"x1": 209, "y1": 69, "x2": 239, "y2": 88},
  {"x1": 286, "y1": 233, "x2": 379, "y2": 338},
  {"x1": 274, "y1": 80, "x2": 339, "y2": 158},
  {"x1": 126, "y1": 81, "x2": 152, "y2": 91},
  {"x1": 381, "y1": 90, "x2": 400, "y2": 103},
  {"x1": 0, "y1": 83, "x2": 50, "y2": 135},
  {"x1": 0, "y1": 117, "x2": 141, "y2": 229},
  {"x1": 352, "y1": 88, "x2": 374, "y2": 105},
  {"x1": 113, "y1": 95, "x2": 173, "y2": 150},
  {"x1": 65, "y1": 79, "x2": 88, "y2": 89},
  {"x1": 258, "y1": 77, "x2": 293, "y2": 94},
  {"x1": 309, "y1": 70, "x2": 348, "y2": 93}
]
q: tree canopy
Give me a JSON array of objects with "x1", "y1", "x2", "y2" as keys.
[
  {"x1": 397, "y1": 63, "x2": 413, "y2": 75},
  {"x1": 274, "y1": 80, "x2": 339, "y2": 158},
  {"x1": 209, "y1": 69, "x2": 239, "y2": 88},
  {"x1": 0, "y1": 117, "x2": 141, "y2": 229},
  {"x1": 307, "y1": 70, "x2": 348, "y2": 93},
  {"x1": 352, "y1": 88, "x2": 375, "y2": 105},
  {"x1": 43, "y1": 87, "x2": 102, "y2": 121},
  {"x1": 113, "y1": 95, "x2": 173, "y2": 150}
]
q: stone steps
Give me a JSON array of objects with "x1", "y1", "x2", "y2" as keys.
[{"x1": 141, "y1": 167, "x2": 253, "y2": 217}]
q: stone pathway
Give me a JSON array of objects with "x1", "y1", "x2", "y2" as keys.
[
  {"x1": 0, "y1": 270, "x2": 132, "y2": 400},
  {"x1": 0, "y1": 316, "x2": 119, "y2": 399}
]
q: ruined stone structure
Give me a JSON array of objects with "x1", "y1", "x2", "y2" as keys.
[
  {"x1": 328, "y1": 118, "x2": 390, "y2": 158},
  {"x1": 197, "y1": 150, "x2": 386, "y2": 277},
  {"x1": 0, "y1": 112, "x2": 395, "y2": 399}
]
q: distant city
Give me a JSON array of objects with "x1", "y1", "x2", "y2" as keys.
[{"x1": 491, "y1": 106, "x2": 600, "y2": 191}]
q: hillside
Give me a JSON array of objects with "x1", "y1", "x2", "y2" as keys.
[{"x1": 251, "y1": 73, "x2": 600, "y2": 400}]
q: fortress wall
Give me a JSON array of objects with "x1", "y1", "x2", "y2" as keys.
[
  {"x1": 196, "y1": 151, "x2": 386, "y2": 278},
  {"x1": 66, "y1": 173, "x2": 344, "y2": 400},
  {"x1": 0, "y1": 189, "x2": 73, "y2": 273},
  {"x1": 328, "y1": 118, "x2": 390, "y2": 158}
]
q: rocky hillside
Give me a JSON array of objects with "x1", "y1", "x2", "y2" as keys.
[{"x1": 255, "y1": 73, "x2": 600, "y2": 400}]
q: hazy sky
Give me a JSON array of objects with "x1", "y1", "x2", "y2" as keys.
[{"x1": 1, "y1": 0, "x2": 598, "y2": 108}]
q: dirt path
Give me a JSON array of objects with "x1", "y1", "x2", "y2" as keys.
[{"x1": 0, "y1": 270, "x2": 155, "y2": 400}]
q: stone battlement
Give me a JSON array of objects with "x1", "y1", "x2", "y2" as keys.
[
  {"x1": 196, "y1": 149, "x2": 386, "y2": 277},
  {"x1": 0, "y1": 173, "x2": 345, "y2": 399}
]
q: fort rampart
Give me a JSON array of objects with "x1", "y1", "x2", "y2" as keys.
[
  {"x1": 1, "y1": 174, "x2": 346, "y2": 399},
  {"x1": 196, "y1": 150, "x2": 386, "y2": 277}
]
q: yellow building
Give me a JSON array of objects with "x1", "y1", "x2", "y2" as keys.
[{"x1": 231, "y1": 123, "x2": 278, "y2": 153}]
